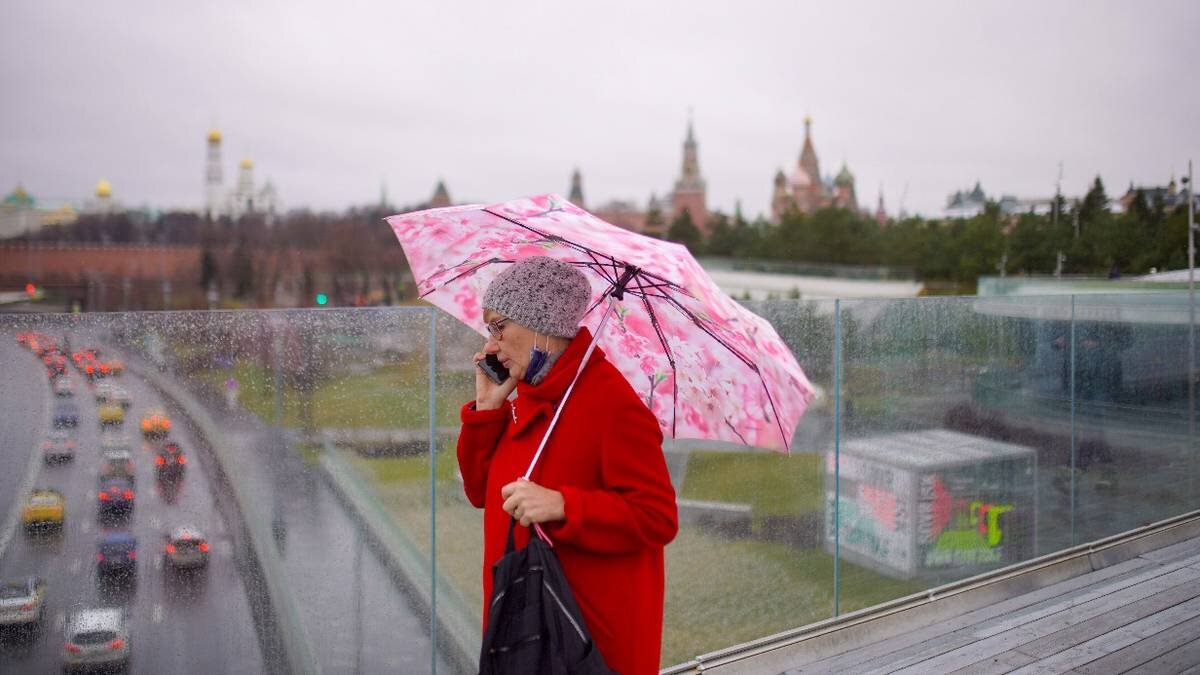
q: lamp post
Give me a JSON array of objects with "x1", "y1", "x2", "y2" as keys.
[{"x1": 1186, "y1": 161, "x2": 1195, "y2": 452}]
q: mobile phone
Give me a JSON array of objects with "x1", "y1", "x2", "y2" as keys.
[{"x1": 477, "y1": 354, "x2": 510, "y2": 385}]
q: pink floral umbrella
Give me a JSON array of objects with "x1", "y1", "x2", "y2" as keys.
[{"x1": 385, "y1": 194, "x2": 816, "y2": 452}]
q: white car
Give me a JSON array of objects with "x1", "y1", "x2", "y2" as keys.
[
  {"x1": 99, "y1": 430, "x2": 132, "y2": 453},
  {"x1": 53, "y1": 377, "x2": 75, "y2": 397},
  {"x1": 110, "y1": 385, "x2": 133, "y2": 409},
  {"x1": 43, "y1": 430, "x2": 77, "y2": 462},
  {"x1": 0, "y1": 577, "x2": 46, "y2": 627},
  {"x1": 63, "y1": 607, "x2": 130, "y2": 671},
  {"x1": 164, "y1": 527, "x2": 210, "y2": 569},
  {"x1": 93, "y1": 381, "x2": 115, "y2": 404}
]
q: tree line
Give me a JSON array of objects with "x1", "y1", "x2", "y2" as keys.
[{"x1": 665, "y1": 177, "x2": 1192, "y2": 286}]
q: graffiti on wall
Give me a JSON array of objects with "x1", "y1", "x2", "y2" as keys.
[{"x1": 920, "y1": 474, "x2": 1014, "y2": 567}]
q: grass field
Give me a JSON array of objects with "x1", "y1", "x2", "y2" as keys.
[
  {"x1": 339, "y1": 446, "x2": 925, "y2": 668},
  {"x1": 193, "y1": 361, "x2": 474, "y2": 429}
]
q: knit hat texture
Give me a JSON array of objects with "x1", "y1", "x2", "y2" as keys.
[{"x1": 482, "y1": 257, "x2": 591, "y2": 338}]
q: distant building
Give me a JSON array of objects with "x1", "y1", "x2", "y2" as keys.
[
  {"x1": 203, "y1": 128, "x2": 280, "y2": 221},
  {"x1": 945, "y1": 182, "x2": 1058, "y2": 219},
  {"x1": 669, "y1": 117, "x2": 708, "y2": 233},
  {"x1": 770, "y1": 117, "x2": 859, "y2": 222},
  {"x1": 584, "y1": 115, "x2": 708, "y2": 237},
  {"x1": 429, "y1": 180, "x2": 452, "y2": 208},
  {"x1": 1, "y1": 184, "x2": 78, "y2": 238},
  {"x1": 944, "y1": 182, "x2": 988, "y2": 218},
  {"x1": 568, "y1": 168, "x2": 585, "y2": 208},
  {"x1": 1119, "y1": 176, "x2": 1198, "y2": 212}
]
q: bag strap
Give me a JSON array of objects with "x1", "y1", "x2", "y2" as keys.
[{"x1": 517, "y1": 299, "x2": 617, "y2": 547}]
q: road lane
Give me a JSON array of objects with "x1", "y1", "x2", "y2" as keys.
[{"x1": 0, "y1": 333, "x2": 264, "y2": 674}]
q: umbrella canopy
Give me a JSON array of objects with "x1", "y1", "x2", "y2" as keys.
[{"x1": 386, "y1": 194, "x2": 815, "y2": 452}]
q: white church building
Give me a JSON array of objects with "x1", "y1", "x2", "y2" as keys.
[{"x1": 204, "y1": 128, "x2": 279, "y2": 221}]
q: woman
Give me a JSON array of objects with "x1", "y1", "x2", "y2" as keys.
[{"x1": 457, "y1": 256, "x2": 679, "y2": 675}]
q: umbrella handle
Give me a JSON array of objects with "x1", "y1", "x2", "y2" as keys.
[{"x1": 521, "y1": 300, "x2": 616, "y2": 484}]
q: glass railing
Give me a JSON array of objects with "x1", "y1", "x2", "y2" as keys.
[{"x1": 0, "y1": 291, "x2": 1195, "y2": 673}]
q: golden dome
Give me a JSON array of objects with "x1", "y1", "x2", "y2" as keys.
[
  {"x1": 239, "y1": 156, "x2": 254, "y2": 169},
  {"x1": 95, "y1": 179, "x2": 112, "y2": 198},
  {"x1": 207, "y1": 128, "x2": 222, "y2": 143}
]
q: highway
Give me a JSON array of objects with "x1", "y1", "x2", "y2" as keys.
[
  {"x1": 0, "y1": 334, "x2": 264, "y2": 672},
  {"x1": 0, "y1": 329, "x2": 454, "y2": 673}
]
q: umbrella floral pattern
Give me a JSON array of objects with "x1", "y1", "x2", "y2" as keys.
[{"x1": 386, "y1": 194, "x2": 816, "y2": 452}]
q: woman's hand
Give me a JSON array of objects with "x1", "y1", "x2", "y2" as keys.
[
  {"x1": 501, "y1": 478, "x2": 565, "y2": 526},
  {"x1": 474, "y1": 351, "x2": 518, "y2": 411}
]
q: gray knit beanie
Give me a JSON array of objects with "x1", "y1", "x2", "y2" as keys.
[{"x1": 482, "y1": 257, "x2": 591, "y2": 338}]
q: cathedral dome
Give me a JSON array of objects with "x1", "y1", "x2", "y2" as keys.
[
  {"x1": 239, "y1": 156, "x2": 254, "y2": 170},
  {"x1": 95, "y1": 179, "x2": 112, "y2": 198},
  {"x1": 790, "y1": 166, "x2": 813, "y2": 189},
  {"x1": 835, "y1": 164, "x2": 855, "y2": 186},
  {"x1": 207, "y1": 128, "x2": 222, "y2": 143}
]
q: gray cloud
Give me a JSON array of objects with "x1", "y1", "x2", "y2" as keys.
[{"x1": 2, "y1": 0, "x2": 1197, "y2": 218}]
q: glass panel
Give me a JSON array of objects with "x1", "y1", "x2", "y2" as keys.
[
  {"x1": 648, "y1": 298, "x2": 839, "y2": 666},
  {"x1": 1070, "y1": 292, "x2": 1198, "y2": 537},
  {"x1": 0, "y1": 308, "x2": 449, "y2": 673},
  {"x1": 5, "y1": 292, "x2": 1196, "y2": 672},
  {"x1": 835, "y1": 295, "x2": 1071, "y2": 596}
]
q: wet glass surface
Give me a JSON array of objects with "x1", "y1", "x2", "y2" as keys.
[{"x1": 0, "y1": 293, "x2": 1196, "y2": 672}]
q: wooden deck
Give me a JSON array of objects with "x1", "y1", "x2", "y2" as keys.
[{"x1": 787, "y1": 536, "x2": 1200, "y2": 674}]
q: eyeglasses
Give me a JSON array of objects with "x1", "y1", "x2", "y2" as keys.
[{"x1": 485, "y1": 318, "x2": 511, "y2": 340}]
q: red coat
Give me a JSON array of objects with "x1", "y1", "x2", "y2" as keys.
[{"x1": 458, "y1": 326, "x2": 679, "y2": 675}]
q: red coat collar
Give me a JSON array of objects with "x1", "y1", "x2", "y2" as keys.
[{"x1": 510, "y1": 326, "x2": 605, "y2": 437}]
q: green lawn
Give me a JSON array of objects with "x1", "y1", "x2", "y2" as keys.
[
  {"x1": 344, "y1": 445, "x2": 926, "y2": 668},
  {"x1": 192, "y1": 361, "x2": 473, "y2": 429},
  {"x1": 680, "y1": 451, "x2": 824, "y2": 517}
]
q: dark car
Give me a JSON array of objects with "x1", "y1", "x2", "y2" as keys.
[
  {"x1": 154, "y1": 441, "x2": 187, "y2": 479},
  {"x1": 53, "y1": 401, "x2": 79, "y2": 428},
  {"x1": 97, "y1": 477, "x2": 135, "y2": 515},
  {"x1": 95, "y1": 533, "x2": 136, "y2": 577}
]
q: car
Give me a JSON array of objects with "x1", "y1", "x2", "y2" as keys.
[
  {"x1": 63, "y1": 607, "x2": 130, "y2": 671},
  {"x1": 42, "y1": 432, "x2": 76, "y2": 463},
  {"x1": 154, "y1": 441, "x2": 187, "y2": 478},
  {"x1": 53, "y1": 400, "x2": 79, "y2": 428},
  {"x1": 140, "y1": 411, "x2": 170, "y2": 439},
  {"x1": 0, "y1": 577, "x2": 46, "y2": 627},
  {"x1": 110, "y1": 385, "x2": 132, "y2": 409},
  {"x1": 98, "y1": 403, "x2": 125, "y2": 427},
  {"x1": 163, "y1": 527, "x2": 209, "y2": 569},
  {"x1": 97, "y1": 477, "x2": 135, "y2": 514},
  {"x1": 53, "y1": 377, "x2": 75, "y2": 397},
  {"x1": 105, "y1": 359, "x2": 125, "y2": 377},
  {"x1": 94, "y1": 381, "x2": 115, "y2": 404},
  {"x1": 22, "y1": 489, "x2": 65, "y2": 530},
  {"x1": 99, "y1": 450, "x2": 135, "y2": 482},
  {"x1": 99, "y1": 431, "x2": 132, "y2": 454},
  {"x1": 95, "y1": 533, "x2": 137, "y2": 577}
]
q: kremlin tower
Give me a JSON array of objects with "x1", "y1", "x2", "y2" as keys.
[
  {"x1": 204, "y1": 128, "x2": 224, "y2": 220},
  {"x1": 670, "y1": 116, "x2": 708, "y2": 234}
]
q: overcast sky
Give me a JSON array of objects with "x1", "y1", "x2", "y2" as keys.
[{"x1": 2, "y1": 1, "x2": 1197, "y2": 218}]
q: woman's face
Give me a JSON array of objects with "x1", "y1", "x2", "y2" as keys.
[{"x1": 483, "y1": 309, "x2": 535, "y2": 381}]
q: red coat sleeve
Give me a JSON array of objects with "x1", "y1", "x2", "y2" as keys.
[
  {"x1": 545, "y1": 397, "x2": 679, "y2": 554},
  {"x1": 456, "y1": 400, "x2": 510, "y2": 508}
]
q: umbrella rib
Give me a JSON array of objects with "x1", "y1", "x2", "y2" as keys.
[
  {"x1": 420, "y1": 257, "x2": 512, "y2": 298},
  {"x1": 634, "y1": 274, "x2": 678, "y2": 439},
  {"x1": 481, "y1": 207, "x2": 693, "y2": 295},
  {"x1": 656, "y1": 293, "x2": 792, "y2": 451}
]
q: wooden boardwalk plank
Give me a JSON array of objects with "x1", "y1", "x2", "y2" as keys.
[
  {"x1": 1125, "y1": 638, "x2": 1200, "y2": 674},
  {"x1": 1015, "y1": 584, "x2": 1200, "y2": 659},
  {"x1": 954, "y1": 592, "x2": 1200, "y2": 675},
  {"x1": 1076, "y1": 613, "x2": 1200, "y2": 674},
  {"x1": 1004, "y1": 596, "x2": 1200, "y2": 674},
  {"x1": 793, "y1": 556, "x2": 1159, "y2": 674},
  {"x1": 883, "y1": 567, "x2": 1200, "y2": 674},
  {"x1": 835, "y1": 558, "x2": 1191, "y2": 675}
]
